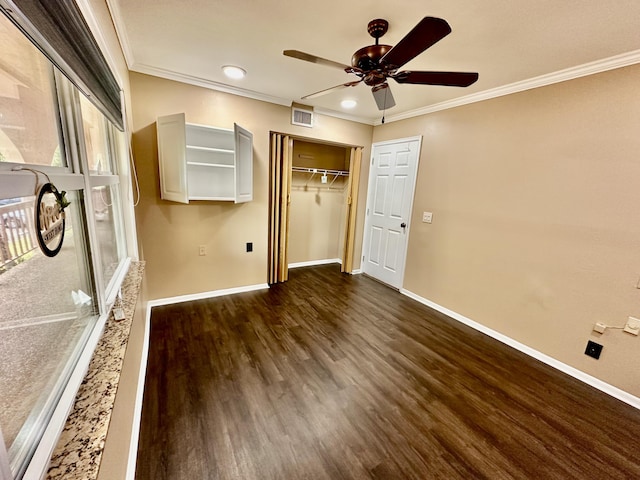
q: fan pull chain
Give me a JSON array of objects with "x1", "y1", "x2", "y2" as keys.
[{"x1": 381, "y1": 86, "x2": 388, "y2": 124}]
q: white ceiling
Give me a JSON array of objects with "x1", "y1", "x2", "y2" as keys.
[{"x1": 109, "y1": 0, "x2": 640, "y2": 124}]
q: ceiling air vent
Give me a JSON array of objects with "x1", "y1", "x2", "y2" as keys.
[{"x1": 291, "y1": 106, "x2": 313, "y2": 128}]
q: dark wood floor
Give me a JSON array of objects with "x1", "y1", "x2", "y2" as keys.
[{"x1": 137, "y1": 265, "x2": 640, "y2": 480}]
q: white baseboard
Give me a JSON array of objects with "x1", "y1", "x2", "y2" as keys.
[
  {"x1": 401, "y1": 288, "x2": 640, "y2": 410},
  {"x1": 289, "y1": 258, "x2": 342, "y2": 269},
  {"x1": 126, "y1": 282, "x2": 270, "y2": 478},
  {"x1": 126, "y1": 305, "x2": 150, "y2": 480},
  {"x1": 351, "y1": 269, "x2": 362, "y2": 275},
  {"x1": 147, "y1": 283, "x2": 270, "y2": 309}
]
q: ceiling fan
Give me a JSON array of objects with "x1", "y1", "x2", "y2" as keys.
[{"x1": 284, "y1": 17, "x2": 478, "y2": 111}]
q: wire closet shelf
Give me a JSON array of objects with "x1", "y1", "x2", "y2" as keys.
[{"x1": 291, "y1": 166, "x2": 349, "y2": 190}]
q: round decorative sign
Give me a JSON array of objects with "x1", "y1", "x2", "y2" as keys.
[{"x1": 35, "y1": 183, "x2": 69, "y2": 257}]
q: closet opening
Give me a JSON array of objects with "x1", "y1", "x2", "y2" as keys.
[{"x1": 268, "y1": 133, "x2": 362, "y2": 284}]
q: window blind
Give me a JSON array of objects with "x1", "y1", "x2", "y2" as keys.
[{"x1": 0, "y1": 0, "x2": 124, "y2": 131}]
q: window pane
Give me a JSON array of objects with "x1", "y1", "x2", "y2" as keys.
[
  {"x1": 0, "y1": 14, "x2": 64, "y2": 167},
  {"x1": 0, "y1": 191, "x2": 96, "y2": 476},
  {"x1": 80, "y1": 94, "x2": 112, "y2": 173},
  {"x1": 92, "y1": 184, "x2": 126, "y2": 286}
]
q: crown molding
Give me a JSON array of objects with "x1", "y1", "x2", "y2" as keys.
[
  {"x1": 377, "y1": 49, "x2": 640, "y2": 125},
  {"x1": 131, "y1": 63, "x2": 293, "y2": 107},
  {"x1": 104, "y1": 0, "x2": 135, "y2": 69},
  {"x1": 131, "y1": 62, "x2": 376, "y2": 124},
  {"x1": 313, "y1": 107, "x2": 375, "y2": 126}
]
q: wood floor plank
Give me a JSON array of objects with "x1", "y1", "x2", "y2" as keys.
[{"x1": 136, "y1": 265, "x2": 640, "y2": 479}]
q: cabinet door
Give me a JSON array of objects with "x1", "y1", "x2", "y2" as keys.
[
  {"x1": 234, "y1": 123, "x2": 253, "y2": 203},
  {"x1": 157, "y1": 113, "x2": 189, "y2": 204}
]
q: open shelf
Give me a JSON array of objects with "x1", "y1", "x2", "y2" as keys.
[{"x1": 157, "y1": 113, "x2": 253, "y2": 204}]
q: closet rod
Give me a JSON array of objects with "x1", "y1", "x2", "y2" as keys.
[{"x1": 291, "y1": 166, "x2": 349, "y2": 176}]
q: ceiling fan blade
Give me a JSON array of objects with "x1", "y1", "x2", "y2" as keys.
[
  {"x1": 393, "y1": 70, "x2": 479, "y2": 87},
  {"x1": 372, "y1": 84, "x2": 395, "y2": 110},
  {"x1": 301, "y1": 80, "x2": 363, "y2": 100},
  {"x1": 380, "y1": 17, "x2": 452, "y2": 69},
  {"x1": 284, "y1": 50, "x2": 353, "y2": 72}
]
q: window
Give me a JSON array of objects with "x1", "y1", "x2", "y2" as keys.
[
  {"x1": 0, "y1": 14, "x2": 64, "y2": 168},
  {"x1": 80, "y1": 94, "x2": 112, "y2": 174},
  {"x1": 0, "y1": 191, "x2": 95, "y2": 477},
  {"x1": 80, "y1": 95, "x2": 127, "y2": 290},
  {"x1": 0, "y1": 7, "x2": 131, "y2": 479}
]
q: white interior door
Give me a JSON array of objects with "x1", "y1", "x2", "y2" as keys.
[{"x1": 362, "y1": 137, "x2": 421, "y2": 288}]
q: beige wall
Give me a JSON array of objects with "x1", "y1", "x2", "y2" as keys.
[
  {"x1": 130, "y1": 72, "x2": 373, "y2": 300},
  {"x1": 289, "y1": 176, "x2": 348, "y2": 265},
  {"x1": 373, "y1": 64, "x2": 640, "y2": 396},
  {"x1": 289, "y1": 141, "x2": 350, "y2": 264}
]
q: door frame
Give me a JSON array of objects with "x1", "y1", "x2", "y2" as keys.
[
  {"x1": 268, "y1": 132, "x2": 364, "y2": 284},
  {"x1": 361, "y1": 135, "x2": 422, "y2": 289}
]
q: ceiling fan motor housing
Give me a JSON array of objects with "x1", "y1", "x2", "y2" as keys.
[
  {"x1": 351, "y1": 19, "x2": 395, "y2": 86},
  {"x1": 351, "y1": 45, "x2": 392, "y2": 84}
]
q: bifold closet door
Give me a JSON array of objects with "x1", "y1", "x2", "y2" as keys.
[
  {"x1": 268, "y1": 133, "x2": 293, "y2": 284},
  {"x1": 341, "y1": 146, "x2": 362, "y2": 273}
]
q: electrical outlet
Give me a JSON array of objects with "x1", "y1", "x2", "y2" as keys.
[
  {"x1": 199, "y1": 245, "x2": 206, "y2": 256},
  {"x1": 624, "y1": 316, "x2": 640, "y2": 336},
  {"x1": 585, "y1": 340, "x2": 603, "y2": 359},
  {"x1": 422, "y1": 211, "x2": 433, "y2": 223},
  {"x1": 246, "y1": 242, "x2": 253, "y2": 253}
]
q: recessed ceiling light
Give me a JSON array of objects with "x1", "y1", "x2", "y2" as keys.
[
  {"x1": 222, "y1": 65, "x2": 246, "y2": 80},
  {"x1": 341, "y1": 99, "x2": 357, "y2": 109}
]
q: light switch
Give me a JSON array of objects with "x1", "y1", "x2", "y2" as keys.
[{"x1": 422, "y1": 212, "x2": 433, "y2": 223}]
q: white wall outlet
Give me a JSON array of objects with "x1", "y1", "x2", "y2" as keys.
[
  {"x1": 199, "y1": 245, "x2": 206, "y2": 256},
  {"x1": 624, "y1": 316, "x2": 640, "y2": 336},
  {"x1": 422, "y1": 212, "x2": 433, "y2": 223}
]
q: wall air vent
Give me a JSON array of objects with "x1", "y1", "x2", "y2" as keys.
[{"x1": 291, "y1": 107, "x2": 313, "y2": 128}]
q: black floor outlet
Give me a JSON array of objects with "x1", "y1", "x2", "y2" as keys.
[{"x1": 585, "y1": 340, "x2": 603, "y2": 359}]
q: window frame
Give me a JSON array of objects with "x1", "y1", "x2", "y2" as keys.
[{"x1": 0, "y1": 11, "x2": 135, "y2": 480}]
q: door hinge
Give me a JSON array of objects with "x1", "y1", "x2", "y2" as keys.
[
  {"x1": 367, "y1": 208, "x2": 369, "y2": 215},
  {"x1": 362, "y1": 255, "x2": 365, "y2": 261}
]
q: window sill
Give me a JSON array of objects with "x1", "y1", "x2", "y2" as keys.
[{"x1": 44, "y1": 261, "x2": 145, "y2": 480}]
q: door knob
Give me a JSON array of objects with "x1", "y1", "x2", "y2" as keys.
[{"x1": 400, "y1": 222, "x2": 407, "y2": 228}]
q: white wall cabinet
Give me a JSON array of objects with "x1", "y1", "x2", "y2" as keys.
[{"x1": 156, "y1": 113, "x2": 253, "y2": 204}]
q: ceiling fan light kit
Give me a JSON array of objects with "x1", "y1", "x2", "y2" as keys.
[
  {"x1": 284, "y1": 16, "x2": 478, "y2": 111},
  {"x1": 372, "y1": 83, "x2": 395, "y2": 110}
]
